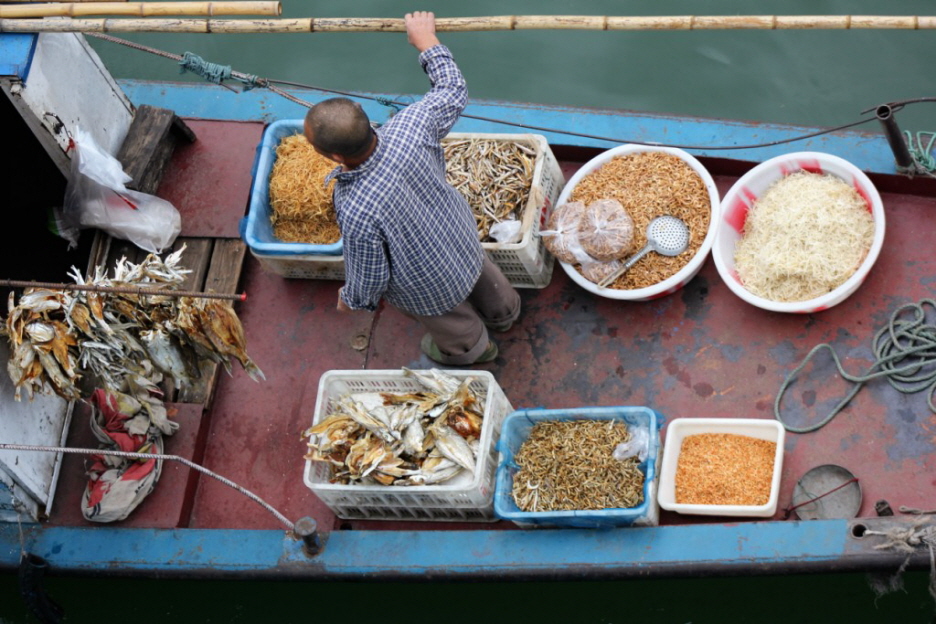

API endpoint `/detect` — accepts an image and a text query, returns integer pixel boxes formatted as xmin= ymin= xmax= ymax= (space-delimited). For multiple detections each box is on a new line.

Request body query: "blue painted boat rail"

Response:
xmin=0 ymin=518 xmax=930 ymax=579
xmin=119 ymin=80 xmax=901 ymax=176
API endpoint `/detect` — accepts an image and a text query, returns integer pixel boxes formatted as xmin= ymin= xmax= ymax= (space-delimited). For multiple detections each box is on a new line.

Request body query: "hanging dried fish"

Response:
xmin=443 ymin=138 xmax=536 ymax=241
xmin=1 ymin=246 xmax=263 ymax=402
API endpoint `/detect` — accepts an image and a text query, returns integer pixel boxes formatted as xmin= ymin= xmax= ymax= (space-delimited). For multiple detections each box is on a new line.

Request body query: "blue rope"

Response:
xmin=775 ymin=299 xmax=936 ymax=433
xmin=178 ymin=52 xmax=264 ymax=91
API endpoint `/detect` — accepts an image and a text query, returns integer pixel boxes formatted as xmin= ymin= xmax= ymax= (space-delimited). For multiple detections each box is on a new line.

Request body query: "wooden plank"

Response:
xmin=86 ymin=230 xmax=111 ymax=275
xmin=203 ymin=238 xmax=246 ymax=295
xmin=116 ymin=105 xmax=195 ymax=195
xmin=160 ymin=236 xmax=212 ymax=401
xmin=172 ymin=236 xmax=212 ymax=293
xmin=104 ymin=236 xmax=147 ymax=272
xmin=177 ymin=239 xmax=246 ymax=405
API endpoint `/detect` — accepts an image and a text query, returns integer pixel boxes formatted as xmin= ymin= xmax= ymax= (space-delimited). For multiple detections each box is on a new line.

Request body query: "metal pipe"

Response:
xmin=0 ymin=278 xmax=247 ymax=301
xmin=294 ymin=517 xmax=323 ymax=556
xmin=875 ymin=104 xmax=916 ymax=171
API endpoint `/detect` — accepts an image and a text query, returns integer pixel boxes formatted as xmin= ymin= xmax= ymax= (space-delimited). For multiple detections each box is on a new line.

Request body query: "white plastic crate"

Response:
xmin=444 ymin=133 xmax=565 ymax=289
xmin=303 ymin=369 xmax=513 ymax=521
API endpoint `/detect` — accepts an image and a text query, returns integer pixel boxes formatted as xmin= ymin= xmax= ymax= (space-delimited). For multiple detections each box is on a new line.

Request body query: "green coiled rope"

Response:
xmin=903 ymin=130 xmax=936 ymax=172
xmin=775 ymin=298 xmax=936 ymax=433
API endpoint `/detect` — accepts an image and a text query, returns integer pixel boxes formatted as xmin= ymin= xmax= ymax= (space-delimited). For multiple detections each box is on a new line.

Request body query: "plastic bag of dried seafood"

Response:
xmin=541 ymin=201 xmax=587 ymax=264
xmin=577 ymin=199 xmax=635 ymax=262
xmin=580 ymin=259 xmax=624 ymax=285
xmin=56 ymin=127 xmax=181 ymax=254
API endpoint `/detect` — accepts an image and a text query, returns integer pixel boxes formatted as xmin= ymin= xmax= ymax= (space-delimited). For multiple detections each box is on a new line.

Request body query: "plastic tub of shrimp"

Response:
xmin=302 ymin=369 xmax=512 ymax=522
xmin=493 ymin=406 xmax=662 ymax=528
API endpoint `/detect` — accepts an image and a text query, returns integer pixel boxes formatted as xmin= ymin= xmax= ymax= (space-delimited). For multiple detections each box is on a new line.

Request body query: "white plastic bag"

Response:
xmin=488 ymin=218 xmax=523 ymax=243
xmin=58 ymin=127 xmax=181 ymax=253
xmin=613 ymin=426 xmax=650 ymax=462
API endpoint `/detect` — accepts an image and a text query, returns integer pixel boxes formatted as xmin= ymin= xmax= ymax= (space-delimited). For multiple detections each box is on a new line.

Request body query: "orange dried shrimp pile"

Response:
xmin=268 ymin=134 xmax=340 ymax=244
xmin=569 ymin=152 xmax=710 ymax=290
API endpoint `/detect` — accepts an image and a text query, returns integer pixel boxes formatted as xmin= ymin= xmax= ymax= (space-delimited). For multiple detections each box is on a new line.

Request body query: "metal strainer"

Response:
xmin=597 ymin=215 xmax=690 ymax=288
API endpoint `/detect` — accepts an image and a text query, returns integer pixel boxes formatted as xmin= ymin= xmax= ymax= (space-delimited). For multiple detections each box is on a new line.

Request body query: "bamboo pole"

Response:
xmin=0 ymin=0 xmax=125 ymax=3
xmin=0 ymin=2 xmax=280 ymax=18
xmin=0 ymin=15 xmax=935 ymax=34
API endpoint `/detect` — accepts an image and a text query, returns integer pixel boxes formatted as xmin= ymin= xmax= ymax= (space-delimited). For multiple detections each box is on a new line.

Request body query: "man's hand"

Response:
xmin=405 ymin=11 xmax=440 ymax=52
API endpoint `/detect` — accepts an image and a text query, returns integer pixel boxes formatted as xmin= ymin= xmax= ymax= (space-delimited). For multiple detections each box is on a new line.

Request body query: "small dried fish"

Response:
xmin=511 ymin=420 xmax=645 ymax=512
xmin=443 ymin=138 xmax=536 ymax=241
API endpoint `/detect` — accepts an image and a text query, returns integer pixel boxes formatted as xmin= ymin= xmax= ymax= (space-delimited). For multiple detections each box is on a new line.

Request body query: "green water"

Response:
xmin=2 ymin=571 xmax=936 ymax=623
xmin=89 ymin=0 xmax=936 ymax=135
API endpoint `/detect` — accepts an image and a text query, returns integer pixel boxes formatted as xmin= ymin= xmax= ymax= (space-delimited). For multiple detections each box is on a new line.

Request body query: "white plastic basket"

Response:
xmin=446 ymin=133 xmax=565 ymax=289
xmin=303 ymin=369 xmax=513 ymax=521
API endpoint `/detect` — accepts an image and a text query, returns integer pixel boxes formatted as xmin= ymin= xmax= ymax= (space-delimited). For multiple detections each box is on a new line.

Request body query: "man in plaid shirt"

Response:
xmin=304 ymin=11 xmax=520 ymax=365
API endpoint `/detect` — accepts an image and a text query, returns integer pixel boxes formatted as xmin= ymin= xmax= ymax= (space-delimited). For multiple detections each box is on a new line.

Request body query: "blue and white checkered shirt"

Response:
xmin=326 ymin=45 xmax=484 ymax=316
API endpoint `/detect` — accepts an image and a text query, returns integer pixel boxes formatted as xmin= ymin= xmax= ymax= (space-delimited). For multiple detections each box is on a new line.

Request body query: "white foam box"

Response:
xmin=657 ymin=418 xmax=785 ymax=517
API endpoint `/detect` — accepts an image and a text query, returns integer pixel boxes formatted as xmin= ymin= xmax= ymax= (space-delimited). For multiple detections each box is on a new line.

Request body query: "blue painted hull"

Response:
xmin=1 ymin=518 xmax=924 ymax=579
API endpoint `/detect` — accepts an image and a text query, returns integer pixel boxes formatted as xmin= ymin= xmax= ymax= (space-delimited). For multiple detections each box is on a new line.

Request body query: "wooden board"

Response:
xmin=116 ymin=105 xmax=195 ymax=195
xmin=177 ymin=238 xmax=247 ymax=405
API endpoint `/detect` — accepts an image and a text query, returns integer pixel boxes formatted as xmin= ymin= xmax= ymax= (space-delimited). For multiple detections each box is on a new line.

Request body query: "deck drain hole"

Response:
xmin=851 ymin=523 xmax=868 ymax=538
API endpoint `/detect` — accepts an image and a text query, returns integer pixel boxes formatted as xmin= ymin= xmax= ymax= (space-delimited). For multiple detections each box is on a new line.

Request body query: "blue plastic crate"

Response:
xmin=244 ymin=119 xmax=343 ymax=257
xmin=494 ymin=406 xmax=663 ymax=528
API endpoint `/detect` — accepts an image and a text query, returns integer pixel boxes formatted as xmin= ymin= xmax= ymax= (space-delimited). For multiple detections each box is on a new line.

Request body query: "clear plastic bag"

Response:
xmin=580 ymin=258 xmax=624 ymax=285
xmin=613 ymin=425 xmax=650 ymax=462
xmin=56 ymin=127 xmax=181 ymax=253
xmin=488 ymin=218 xmax=523 ymax=243
xmin=541 ymin=201 xmax=587 ymax=264
xmin=577 ymin=199 xmax=635 ymax=262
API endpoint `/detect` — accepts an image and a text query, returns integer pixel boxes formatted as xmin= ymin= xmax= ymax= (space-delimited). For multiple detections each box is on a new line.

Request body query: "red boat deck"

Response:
xmin=48 ymin=119 xmax=936 ymax=532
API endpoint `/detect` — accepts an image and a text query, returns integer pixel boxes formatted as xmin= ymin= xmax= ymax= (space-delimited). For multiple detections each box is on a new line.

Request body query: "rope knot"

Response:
xmin=179 ymin=51 xmax=232 ymax=85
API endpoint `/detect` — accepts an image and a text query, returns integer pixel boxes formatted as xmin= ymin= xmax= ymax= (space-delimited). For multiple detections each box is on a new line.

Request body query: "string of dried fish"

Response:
xmin=569 ymin=152 xmax=710 ymax=290
xmin=2 ymin=246 xmax=264 ymax=402
xmin=511 ymin=420 xmax=645 ymax=512
xmin=443 ymin=138 xmax=536 ymax=241
xmin=303 ymin=368 xmax=487 ymax=487
xmin=268 ymin=134 xmax=340 ymax=245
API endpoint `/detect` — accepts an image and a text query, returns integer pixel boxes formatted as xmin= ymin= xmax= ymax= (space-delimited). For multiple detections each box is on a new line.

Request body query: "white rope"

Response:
xmin=865 ymin=521 xmax=936 ymax=603
xmin=0 ymin=443 xmax=295 ymax=530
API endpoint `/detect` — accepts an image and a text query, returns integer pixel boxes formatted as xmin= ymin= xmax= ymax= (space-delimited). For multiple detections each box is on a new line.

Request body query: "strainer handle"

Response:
xmin=596 ymin=243 xmax=652 ymax=288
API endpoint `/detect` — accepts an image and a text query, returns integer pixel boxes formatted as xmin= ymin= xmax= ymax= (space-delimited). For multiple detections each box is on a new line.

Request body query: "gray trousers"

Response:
xmin=407 ymin=256 xmax=520 ymax=365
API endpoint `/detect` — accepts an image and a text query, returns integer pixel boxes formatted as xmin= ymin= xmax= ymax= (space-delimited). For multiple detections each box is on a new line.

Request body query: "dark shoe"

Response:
xmin=484 ymin=319 xmax=515 ymax=333
xmin=420 ymin=334 xmax=498 ymax=365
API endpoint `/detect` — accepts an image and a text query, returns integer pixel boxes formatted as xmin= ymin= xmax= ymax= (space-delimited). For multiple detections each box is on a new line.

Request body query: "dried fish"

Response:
xmin=443 ymin=138 xmax=536 ymax=241
xmin=511 ymin=420 xmax=645 ymax=512
xmin=430 ymin=423 xmax=475 ymax=473
xmin=1 ymin=246 xmax=262 ymax=403
xmin=304 ymin=370 xmax=488 ymax=486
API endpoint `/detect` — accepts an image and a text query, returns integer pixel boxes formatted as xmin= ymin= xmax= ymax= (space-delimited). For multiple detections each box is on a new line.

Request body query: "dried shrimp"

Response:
xmin=569 ymin=152 xmax=710 ymax=290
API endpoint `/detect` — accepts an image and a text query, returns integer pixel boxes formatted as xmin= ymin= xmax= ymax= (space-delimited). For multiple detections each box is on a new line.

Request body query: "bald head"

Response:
xmin=304 ymin=98 xmax=373 ymax=158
